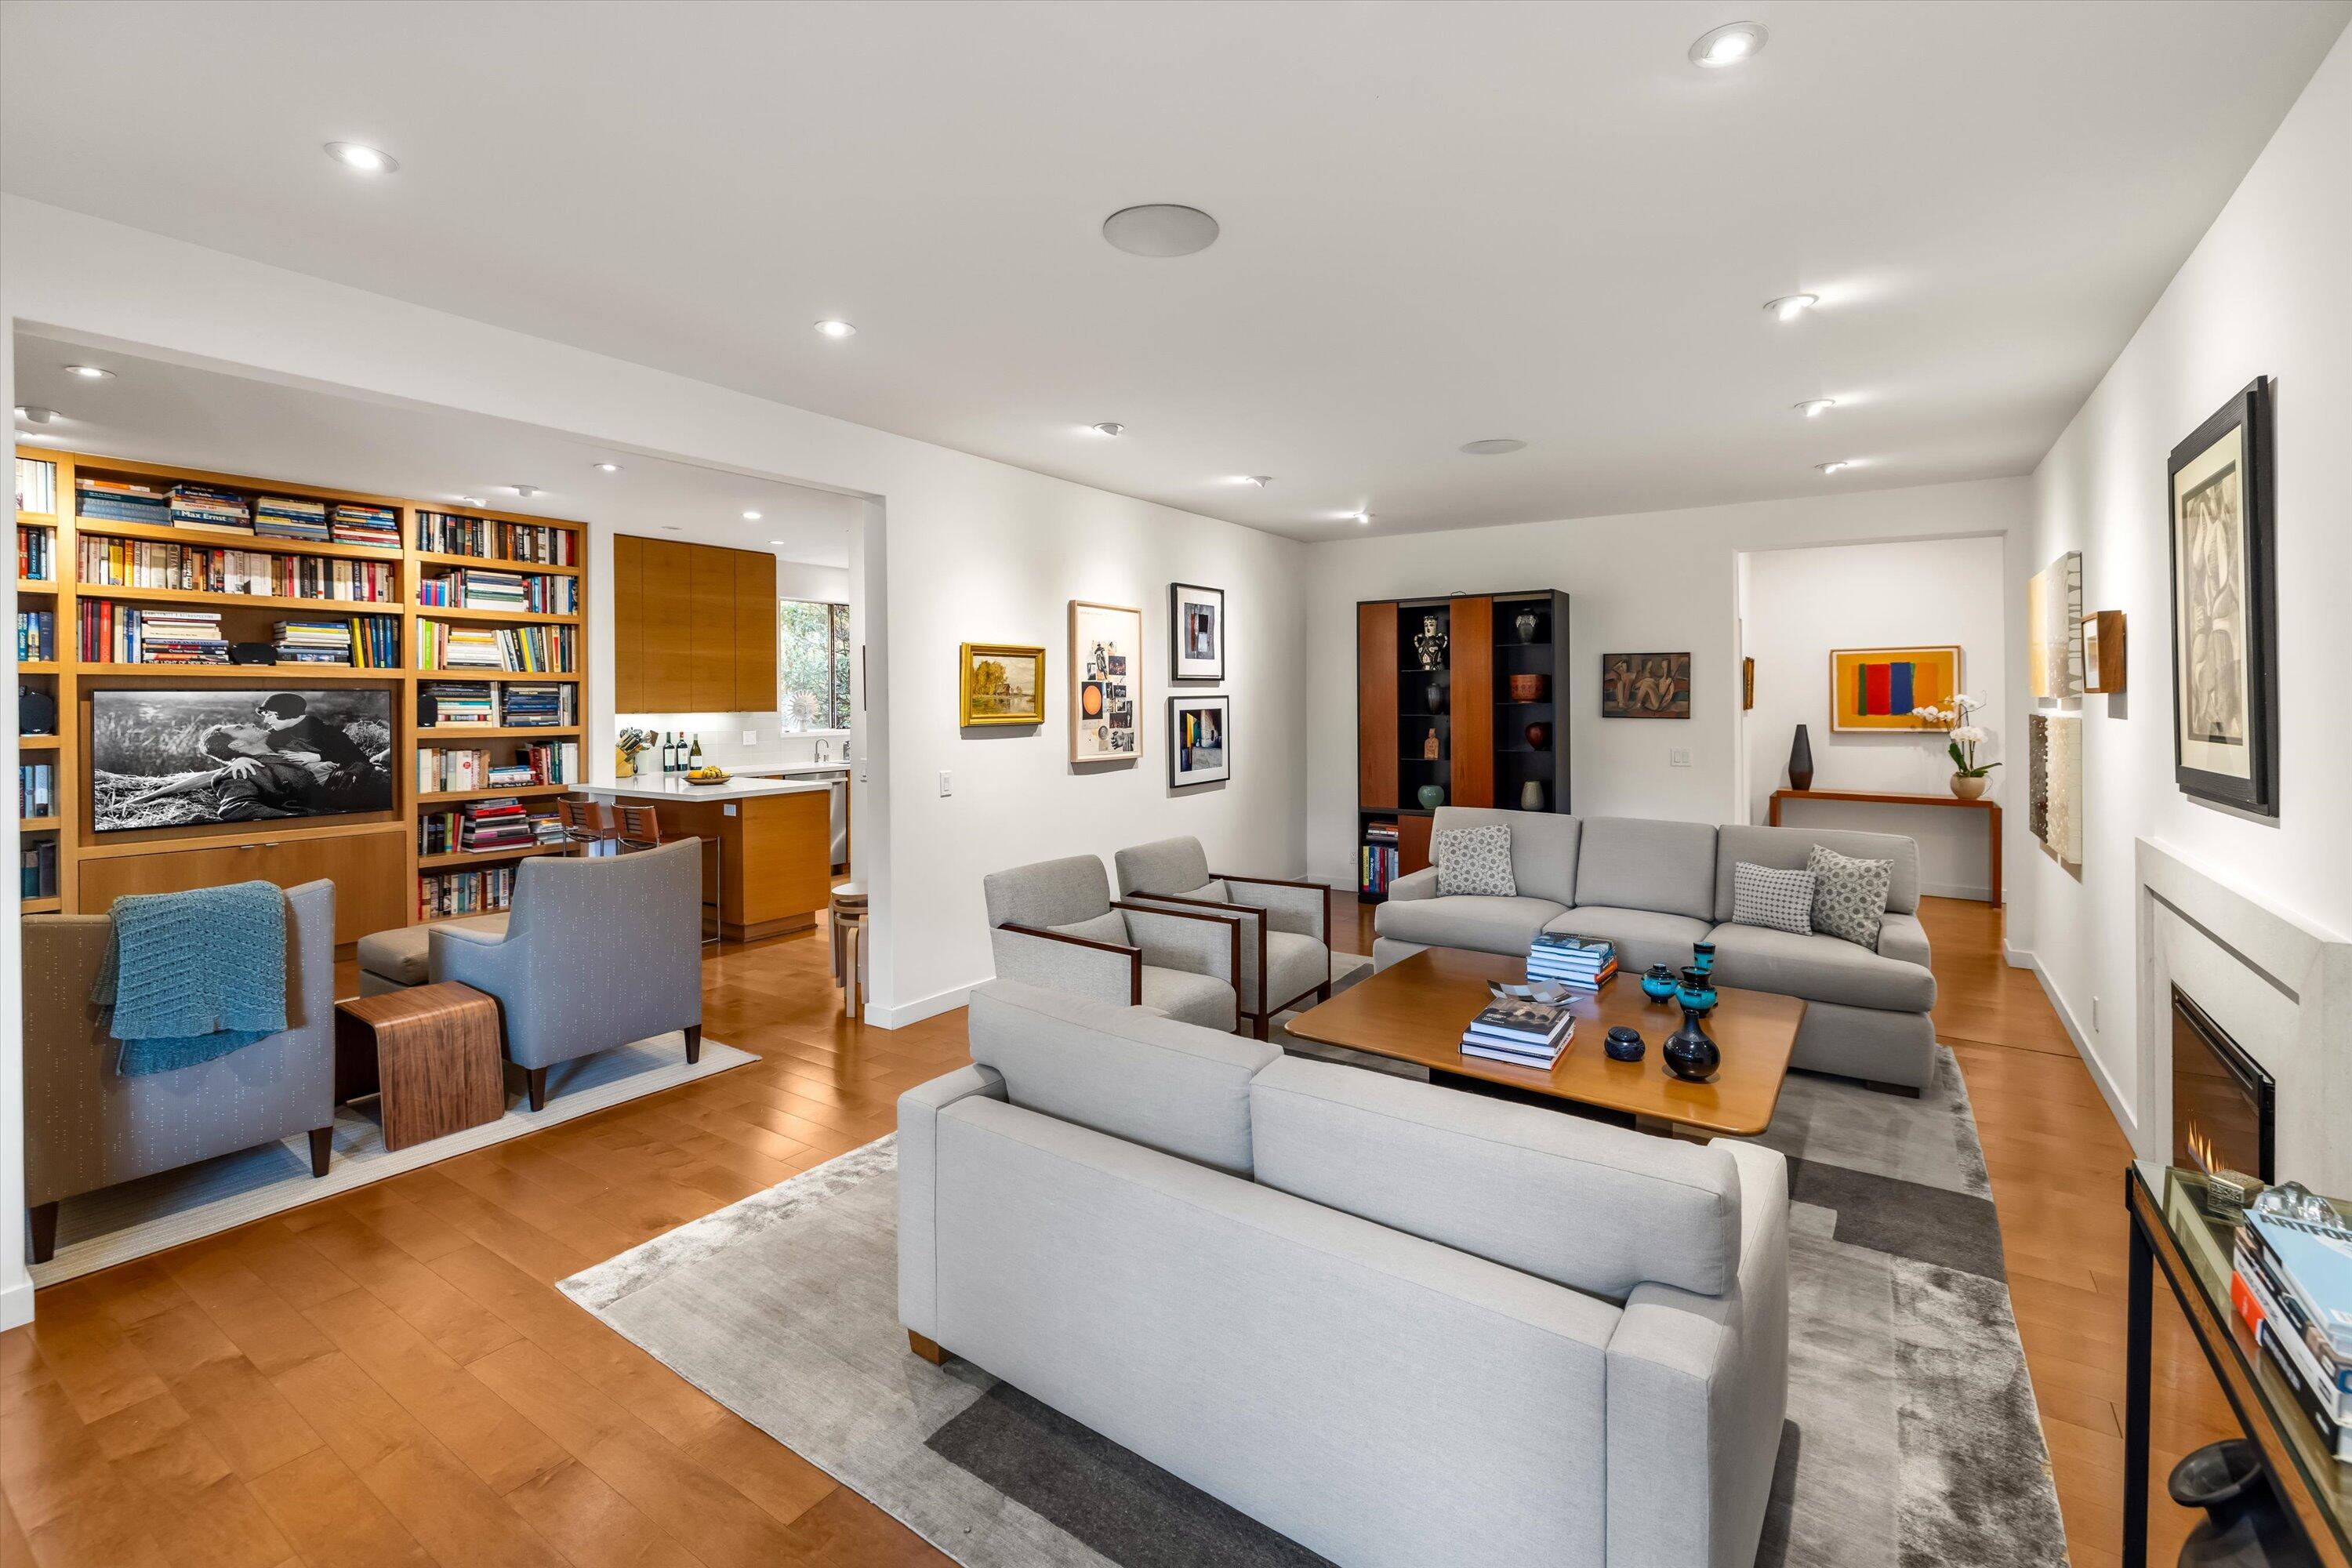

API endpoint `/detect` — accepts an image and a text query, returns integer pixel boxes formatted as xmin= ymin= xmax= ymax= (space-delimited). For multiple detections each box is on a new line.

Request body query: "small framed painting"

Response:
xmin=1168 ymin=695 xmax=1230 ymax=787
xmin=1828 ymin=645 xmax=1961 ymax=731
xmin=1171 ymin=583 xmax=1225 ymax=682
xmin=2168 ymin=376 xmax=2277 ymax=815
xmin=1070 ymin=600 xmax=1143 ymax=763
xmin=959 ymin=642 xmax=1045 ymax=728
xmin=1600 ymin=652 xmax=1690 ymax=719
xmin=2027 ymin=552 xmax=2084 ymax=699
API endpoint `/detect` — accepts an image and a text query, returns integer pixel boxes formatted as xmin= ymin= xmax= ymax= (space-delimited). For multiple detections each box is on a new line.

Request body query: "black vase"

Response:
xmin=1426 ymin=679 xmax=1447 ymax=715
xmin=1788 ymin=724 xmax=1815 ymax=791
xmin=1663 ymin=1006 xmax=1720 ymax=1083
xmin=2169 ymin=1441 xmax=2320 ymax=1567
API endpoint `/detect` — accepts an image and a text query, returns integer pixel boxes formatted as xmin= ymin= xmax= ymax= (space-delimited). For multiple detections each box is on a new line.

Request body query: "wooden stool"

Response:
xmin=839 ymin=910 xmax=866 ymax=1020
xmin=828 ymin=880 xmax=867 ymax=981
xmin=334 ymin=982 xmax=506 ymax=1151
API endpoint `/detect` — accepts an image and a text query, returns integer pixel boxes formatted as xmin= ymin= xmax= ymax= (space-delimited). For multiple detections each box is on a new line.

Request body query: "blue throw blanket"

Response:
xmin=93 ymin=880 xmax=289 ymax=1076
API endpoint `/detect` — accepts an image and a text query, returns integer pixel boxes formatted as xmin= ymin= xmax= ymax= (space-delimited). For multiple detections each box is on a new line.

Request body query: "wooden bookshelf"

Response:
xmin=14 ymin=444 xmax=591 ymax=937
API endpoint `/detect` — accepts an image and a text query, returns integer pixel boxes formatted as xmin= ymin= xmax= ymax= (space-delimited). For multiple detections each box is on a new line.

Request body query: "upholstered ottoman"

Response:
xmin=356 ymin=916 xmax=509 ymax=994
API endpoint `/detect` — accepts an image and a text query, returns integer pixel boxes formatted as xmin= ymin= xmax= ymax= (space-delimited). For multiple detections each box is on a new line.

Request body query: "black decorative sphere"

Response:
xmin=1603 ymin=1026 xmax=1646 ymax=1062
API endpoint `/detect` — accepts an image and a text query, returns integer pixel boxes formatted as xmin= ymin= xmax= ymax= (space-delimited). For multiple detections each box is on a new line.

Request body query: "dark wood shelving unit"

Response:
xmin=1354 ymin=589 xmax=1570 ymax=902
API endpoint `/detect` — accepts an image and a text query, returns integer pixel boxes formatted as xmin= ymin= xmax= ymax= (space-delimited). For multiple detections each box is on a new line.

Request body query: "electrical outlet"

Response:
xmin=938 ymin=769 xmax=953 ymax=797
xmin=1669 ymin=748 xmax=1692 ymax=768
xmin=741 ymin=729 xmax=757 ymax=746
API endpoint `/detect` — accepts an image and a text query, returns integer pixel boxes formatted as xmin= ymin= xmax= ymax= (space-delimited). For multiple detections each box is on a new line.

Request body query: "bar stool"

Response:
xmin=617 ymin=805 xmax=721 ymax=948
xmin=556 ymin=798 xmax=619 ymax=857
xmin=827 ymin=880 xmax=867 ymax=982
xmin=839 ymin=910 xmax=866 ymax=1021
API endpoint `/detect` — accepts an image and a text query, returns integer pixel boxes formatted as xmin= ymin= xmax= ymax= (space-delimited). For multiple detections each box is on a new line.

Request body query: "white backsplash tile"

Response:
xmin=615 ymin=712 xmax=850 ymax=771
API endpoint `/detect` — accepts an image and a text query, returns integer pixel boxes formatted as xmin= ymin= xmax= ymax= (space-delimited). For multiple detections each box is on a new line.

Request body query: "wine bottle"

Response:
xmin=662 ymin=731 xmax=677 ymax=774
xmin=689 ymin=734 xmax=704 ymax=770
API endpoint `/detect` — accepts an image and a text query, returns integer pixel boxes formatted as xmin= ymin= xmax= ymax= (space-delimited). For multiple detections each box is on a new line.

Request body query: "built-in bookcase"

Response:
xmin=1354 ymin=589 xmax=1570 ymax=903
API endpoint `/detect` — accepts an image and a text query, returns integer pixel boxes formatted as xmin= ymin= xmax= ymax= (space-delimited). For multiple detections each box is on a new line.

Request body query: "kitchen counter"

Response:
xmin=739 ymin=763 xmax=851 ymax=779
xmin=583 ymin=774 xmax=833 ymax=939
xmin=586 ymin=772 xmax=829 ymax=801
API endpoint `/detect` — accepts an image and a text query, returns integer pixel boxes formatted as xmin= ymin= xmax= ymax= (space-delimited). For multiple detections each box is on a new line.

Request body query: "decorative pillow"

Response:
xmin=1049 ymin=911 xmax=1133 ymax=947
xmin=1435 ymin=825 xmax=1515 ymax=898
xmin=1808 ymin=844 xmax=1893 ymax=949
xmin=1730 ymin=862 xmax=1815 ymax=935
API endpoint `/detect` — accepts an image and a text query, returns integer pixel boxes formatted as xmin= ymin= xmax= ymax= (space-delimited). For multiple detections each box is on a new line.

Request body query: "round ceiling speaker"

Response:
xmin=1102 ymin=204 xmax=1221 ymax=257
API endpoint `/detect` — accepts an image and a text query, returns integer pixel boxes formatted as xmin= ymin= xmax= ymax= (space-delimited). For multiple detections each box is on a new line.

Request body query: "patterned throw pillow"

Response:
xmin=1730 ymin=862 xmax=1815 ymax=935
xmin=1435 ymin=825 xmax=1515 ymax=898
xmin=1808 ymin=844 xmax=1893 ymax=949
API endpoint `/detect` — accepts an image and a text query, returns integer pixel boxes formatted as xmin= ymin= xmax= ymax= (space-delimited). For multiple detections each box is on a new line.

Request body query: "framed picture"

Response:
xmin=1170 ymin=583 xmax=1225 ymax=682
xmin=1741 ymin=656 xmax=1755 ymax=712
xmin=959 ymin=642 xmax=1045 ymax=727
xmin=2027 ymin=552 xmax=2084 ymax=699
xmin=1168 ymin=695 xmax=1230 ymax=787
xmin=89 ymin=688 xmax=395 ymax=833
xmin=1828 ymin=645 xmax=1962 ymax=731
xmin=1600 ymin=652 xmax=1690 ymax=719
xmin=2168 ymin=376 xmax=2277 ymax=816
xmin=2028 ymin=712 xmax=2084 ymax=869
xmin=1069 ymin=600 xmax=1143 ymax=763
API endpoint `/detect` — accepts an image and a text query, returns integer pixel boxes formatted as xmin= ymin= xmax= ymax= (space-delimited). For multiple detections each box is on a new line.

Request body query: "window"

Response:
xmin=778 ymin=600 xmax=851 ymax=732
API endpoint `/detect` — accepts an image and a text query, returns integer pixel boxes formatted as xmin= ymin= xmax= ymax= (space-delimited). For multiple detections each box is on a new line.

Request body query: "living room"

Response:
xmin=7 ymin=4 xmax=2350 ymax=1566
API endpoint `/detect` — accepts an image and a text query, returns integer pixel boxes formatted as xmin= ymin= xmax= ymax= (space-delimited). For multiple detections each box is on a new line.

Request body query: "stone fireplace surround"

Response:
xmin=2135 ymin=837 xmax=2351 ymax=1198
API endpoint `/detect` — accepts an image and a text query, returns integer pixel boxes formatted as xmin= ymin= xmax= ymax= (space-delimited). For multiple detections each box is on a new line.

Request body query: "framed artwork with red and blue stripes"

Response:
xmin=1828 ymin=645 xmax=1962 ymax=731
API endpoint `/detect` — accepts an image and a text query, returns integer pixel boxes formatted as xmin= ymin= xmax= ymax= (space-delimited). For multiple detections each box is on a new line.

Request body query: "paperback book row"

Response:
xmin=419 ymin=864 xmax=516 ymax=920
xmin=15 ymin=609 xmax=54 ymax=662
xmin=2230 ymin=1200 xmax=2352 ymax=1463
xmin=414 ymin=512 xmax=577 ymax=566
xmin=1529 ymin=932 xmax=1617 ymax=991
xmin=17 ymin=524 xmax=53 ymax=580
xmin=1463 ymin=993 xmax=1576 ymax=1069
xmin=416 ymin=681 xmax=576 ymax=728
xmin=418 ymin=798 xmax=565 ymax=857
xmin=73 ymin=479 xmax=399 ymax=547
xmin=416 ymin=567 xmax=578 ymax=615
xmin=78 ymin=536 xmax=400 ymax=601
xmin=416 ymin=620 xmax=575 ymax=673
xmin=16 ymin=457 xmax=56 ymax=514
xmin=274 ymin=617 xmax=401 ymax=667
xmin=16 ymin=761 xmax=55 ymax=818
xmin=1360 ymin=819 xmax=1402 ymax=895
xmin=78 ymin=603 xmax=227 ymax=663
xmin=20 ymin=840 xmax=58 ymax=901
xmin=416 ymin=740 xmax=582 ymax=793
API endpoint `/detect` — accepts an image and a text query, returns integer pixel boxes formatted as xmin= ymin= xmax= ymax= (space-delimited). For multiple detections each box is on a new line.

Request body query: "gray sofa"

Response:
xmin=1375 ymin=809 xmax=1938 ymax=1091
xmin=900 ymin=978 xmax=1790 ymax=1568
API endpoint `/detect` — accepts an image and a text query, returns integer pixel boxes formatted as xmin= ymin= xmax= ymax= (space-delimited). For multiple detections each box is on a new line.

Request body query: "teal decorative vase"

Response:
xmin=1676 ymin=965 xmax=1718 ymax=1014
xmin=1417 ymin=784 xmax=1446 ymax=810
xmin=1640 ymin=964 xmax=1679 ymax=1002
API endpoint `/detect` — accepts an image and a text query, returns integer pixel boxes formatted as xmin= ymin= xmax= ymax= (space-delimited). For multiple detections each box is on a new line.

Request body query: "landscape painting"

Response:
xmin=1600 ymin=652 xmax=1690 ymax=719
xmin=960 ymin=642 xmax=1045 ymax=727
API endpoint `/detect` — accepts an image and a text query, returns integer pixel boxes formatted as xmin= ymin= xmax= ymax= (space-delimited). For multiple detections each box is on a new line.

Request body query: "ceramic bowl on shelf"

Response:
xmin=1508 ymin=673 xmax=1549 ymax=702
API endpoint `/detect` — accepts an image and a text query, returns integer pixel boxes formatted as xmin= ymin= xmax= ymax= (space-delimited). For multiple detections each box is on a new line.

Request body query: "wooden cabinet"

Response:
xmin=613 ymin=535 xmax=777 ymax=715
xmin=80 ymin=827 xmax=410 ymax=948
xmin=1357 ymin=601 xmax=1399 ymax=809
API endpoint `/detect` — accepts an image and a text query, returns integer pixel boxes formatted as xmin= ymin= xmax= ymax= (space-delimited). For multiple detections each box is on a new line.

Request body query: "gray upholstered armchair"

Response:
xmin=1114 ymin=837 xmax=1333 ymax=1039
xmin=431 ymin=839 xmax=703 ymax=1111
xmin=982 ymin=854 xmax=1243 ymax=1032
xmin=22 ymin=880 xmax=335 ymax=1265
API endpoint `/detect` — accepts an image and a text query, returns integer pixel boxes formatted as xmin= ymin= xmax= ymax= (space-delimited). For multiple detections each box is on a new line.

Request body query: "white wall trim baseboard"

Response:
xmin=2009 ymin=942 xmax=2140 ymax=1142
xmin=869 ymin=981 xmax=974 ymax=1030
xmin=1919 ymin=880 xmax=1992 ymax=902
xmin=0 ymin=1276 xmax=32 ymax=1332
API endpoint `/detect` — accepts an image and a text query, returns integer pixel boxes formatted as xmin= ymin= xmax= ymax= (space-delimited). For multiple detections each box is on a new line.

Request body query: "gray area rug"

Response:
xmin=561 ymin=985 xmax=2067 ymax=1568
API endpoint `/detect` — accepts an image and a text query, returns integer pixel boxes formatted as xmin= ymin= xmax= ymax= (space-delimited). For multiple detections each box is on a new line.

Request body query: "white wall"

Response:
xmin=775 ymin=561 xmax=849 ymax=604
xmin=1739 ymin=536 xmax=2009 ymax=898
xmin=2014 ymin=26 xmax=2352 ymax=1140
xmin=1302 ymin=480 xmax=2028 ymax=887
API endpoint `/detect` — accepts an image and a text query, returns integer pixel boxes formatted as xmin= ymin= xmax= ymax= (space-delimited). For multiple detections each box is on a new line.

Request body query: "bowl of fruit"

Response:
xmin=685 ymin=765 xmax=732 ymax=786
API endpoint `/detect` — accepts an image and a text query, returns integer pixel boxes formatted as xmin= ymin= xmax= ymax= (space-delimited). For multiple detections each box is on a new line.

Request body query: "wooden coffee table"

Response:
xmin=1283 ymin=947 xmax=1804 ymax=1139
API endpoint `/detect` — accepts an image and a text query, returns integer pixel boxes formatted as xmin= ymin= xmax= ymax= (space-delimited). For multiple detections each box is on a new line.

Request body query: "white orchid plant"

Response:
xmin=1911 ymin=694 xmax=1999 ymax=779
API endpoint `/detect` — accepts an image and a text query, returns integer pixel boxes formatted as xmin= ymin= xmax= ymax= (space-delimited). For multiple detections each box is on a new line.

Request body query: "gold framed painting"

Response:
xmin=959 ymin=642 xmax=1045 ymax=728
xmin=1828 ymin=645 xmax=1962 ymax=732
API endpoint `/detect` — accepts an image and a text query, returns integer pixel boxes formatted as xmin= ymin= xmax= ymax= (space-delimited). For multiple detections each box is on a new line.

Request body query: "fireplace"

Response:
xmin=2171 ymin=986 xmax=2275 ymax=1183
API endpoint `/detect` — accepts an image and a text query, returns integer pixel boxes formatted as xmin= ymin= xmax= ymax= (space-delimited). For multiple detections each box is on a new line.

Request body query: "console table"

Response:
xmin=1767 ymin=788 xmax=2001 ymax=906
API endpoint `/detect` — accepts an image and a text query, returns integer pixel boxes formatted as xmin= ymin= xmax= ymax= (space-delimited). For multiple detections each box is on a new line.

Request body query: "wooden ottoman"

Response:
xmin=335 ymin=982 xmax=506 ymax=1151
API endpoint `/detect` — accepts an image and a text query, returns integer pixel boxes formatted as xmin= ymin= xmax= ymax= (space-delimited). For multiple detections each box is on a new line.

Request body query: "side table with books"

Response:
xmin=2124 ymin=1162 xmax=2351 ymax=1567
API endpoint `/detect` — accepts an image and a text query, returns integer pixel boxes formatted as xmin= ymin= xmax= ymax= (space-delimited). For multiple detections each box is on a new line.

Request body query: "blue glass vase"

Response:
xmin=1675 ymin=965 xmax=1717 ymax=1014
xmin=1640 ymin=964 xmax=1679 ymax=1003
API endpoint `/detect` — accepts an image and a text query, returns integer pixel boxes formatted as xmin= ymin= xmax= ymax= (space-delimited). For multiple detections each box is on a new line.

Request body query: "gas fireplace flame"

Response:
xmin=2187 ymin=1123 xmax=2219 ymax=1176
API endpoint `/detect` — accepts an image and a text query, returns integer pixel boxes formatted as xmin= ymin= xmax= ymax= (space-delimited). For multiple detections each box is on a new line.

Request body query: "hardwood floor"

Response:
xmin=2 ymin=898 xmax=2235 ymax=1568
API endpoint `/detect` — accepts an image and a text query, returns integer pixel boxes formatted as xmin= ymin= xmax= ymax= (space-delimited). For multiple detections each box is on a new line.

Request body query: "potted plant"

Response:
xmin=1911 ymin=695 xmax=1998 ymax=799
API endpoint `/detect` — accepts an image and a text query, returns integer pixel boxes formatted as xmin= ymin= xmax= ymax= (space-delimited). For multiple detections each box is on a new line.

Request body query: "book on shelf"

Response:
xmin=417 ymin=567 xmax=579 ymax=615
xmin=74 ymin=477 xmax=169 ymax=526
xmin=418 ymin=681 xmax=496 ymax=728
xmin=16 ymin=761 xmax=55 ymax=817
xmin=20 ymin=839 xmax=59 ymax=900
xmin=78 ymin=602 xmax=229 ymax=664
xmin=418 ymin=863 xmax=517 ymax=920
xmin=330 ymin=503 xmax=401 ymax=549
xmin=414 ymin=511 xmax=577 ymax=566
xmin=253 ymin=495 xmax=330 ymax=542
xmin=271 ymin=616 xmax=395 ymax=667
xmin=1359 ymin=834 xmax=1401 ymax=896
xmin=15 ymin=608 xmax=55 ymax=661
xmin=77 ymin=535 xmax=395 ymax=600
xmin=16 ymin=456 xmax=57 ymax=514
xmin=499 ymin=681 xmax=575 ymax=727
xmin=416 ymin=619 xmax=575 ymax=673
xmin=168 ymin=482 xmax=254 ymax=534
xmin=16 ymin=523 xmax=53 ymax=580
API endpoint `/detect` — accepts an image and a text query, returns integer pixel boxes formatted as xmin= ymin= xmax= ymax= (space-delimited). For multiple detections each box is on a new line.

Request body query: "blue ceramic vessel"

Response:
xmin=1676 ymin=965 xmax=1718 ymax=1014
xmin=1640 ymin=964 xmax=1679 ymax=1002
xmin=1691 ymin=941 xmax=1716 ymax=975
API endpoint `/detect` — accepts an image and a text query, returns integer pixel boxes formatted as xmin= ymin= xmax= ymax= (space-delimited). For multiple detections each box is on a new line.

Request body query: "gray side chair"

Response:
xmin=22 ymin=880 xmax=336 ymax=1265
xmin=430 ymin=839 xmax=704 ymax=1111
xmin=983 ymin=854 xmax=1243 ymax=1033
xmin=1115 ymin=836 xmax=1333 ymax=1040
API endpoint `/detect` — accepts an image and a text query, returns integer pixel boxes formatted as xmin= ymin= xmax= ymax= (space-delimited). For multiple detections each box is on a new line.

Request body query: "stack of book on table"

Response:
xmin=254 ymin=495 xmax=330 ymax=542
xmin=1528 ymin=932 xmax=1617 ymax=990
xmin=168 ymin=483 xmax=253 ymax=534
xmin=2231 ymin=1200 xmax=2352 ymax=1462
xmin=1461 ymin=992 xmax=1574 ymax=1069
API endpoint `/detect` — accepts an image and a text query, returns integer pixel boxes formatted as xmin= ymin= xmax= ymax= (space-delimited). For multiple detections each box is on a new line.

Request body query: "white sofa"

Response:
xmin=1374 ymin=809 xmax=1939 ymax=1092
xmin=899 ymin=978 xmax=1791 ymax=1568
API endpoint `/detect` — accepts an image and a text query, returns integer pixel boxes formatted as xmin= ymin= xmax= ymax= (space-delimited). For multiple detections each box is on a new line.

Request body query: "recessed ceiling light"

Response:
xmin=510 ymin=484 xmax=540 ymax=498
xmin=1352 ymin=510 xmax=1374 ymax=525
xmin=742 ymin=510 xmax=763 ymax=521
xmin=1764 ymin=293 xmax=1819 ymax=322
xmin=1102 ymin=204 xmax=1220 ymax=258
xmin=324 ymin=140 xmax=398 ymax=173
xmin=663 ymin=525 xmax=682 ymax=532
xmin=813 ymin=319 xmax=857 ymax=339
xmin=1689 ymin=21 xmax=1768 ymax=68
xmin=64 ymin=365 xmax=112 ymax=379
xmin=1459 ymin=438 xmax=1527 ymax=456
xmin=1232 ymin=475 xmax=1273 ymax=487
xmin=591 ymin=461 xmax=621 ymax=473
xmin=1817 ymin=459 xmax=1858 ymax=474
xmin=1088 ymin=422 xmax=1125 ymax=437
xmin=457 ymin=495 xmax=485 ymax=506
xmin=14 ymin=405 xmax=60 ymax=424
xmin=1795 ymin=399 xmax=1837 ymax=418
xmin=768 ymin=539 xmax=785 ymax=547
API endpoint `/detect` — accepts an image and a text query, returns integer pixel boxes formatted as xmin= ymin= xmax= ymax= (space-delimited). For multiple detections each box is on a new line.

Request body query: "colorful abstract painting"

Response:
xmin=1828 ymin=645 xmax=1962 ymax=732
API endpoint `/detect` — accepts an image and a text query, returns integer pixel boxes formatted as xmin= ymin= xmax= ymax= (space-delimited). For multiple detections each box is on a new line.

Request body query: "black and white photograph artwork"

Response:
xmin=1169 ymin=695 xmax=1230 ymax=786
xmin=1170 ymin=582 xmax=1225 ymax=681
xmin=90 ymin=688 xmax=395 ymax=833
xmin=2167 ymin=376 xmax=2278 ymax=815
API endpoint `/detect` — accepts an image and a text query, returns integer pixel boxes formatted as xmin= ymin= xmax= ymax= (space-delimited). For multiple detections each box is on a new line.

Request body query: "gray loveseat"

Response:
xmin=901 ymin=978 xmax=1790 ymax=1568
xmin=1374 ymin=809 xmax=1938 ymax=1091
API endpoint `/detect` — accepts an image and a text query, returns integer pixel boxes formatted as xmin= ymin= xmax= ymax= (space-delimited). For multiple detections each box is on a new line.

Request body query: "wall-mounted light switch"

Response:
xmin=938 ymin=770 xmax=953 ymax=797
xmin=741 ymin=729 xmax=757 ymax=746
xmin=1669 ymin=748 xmax=1692 ymax=768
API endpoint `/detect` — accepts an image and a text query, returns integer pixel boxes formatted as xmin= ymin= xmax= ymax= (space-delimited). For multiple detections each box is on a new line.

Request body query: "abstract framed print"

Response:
xmin=1069 ymin=600 xmax=1143 ymax=763
xmin=1167 ymin=695 xmax=1230 ymax=787
xmin=2026 ymin=552 xmax=2084 ymax=699
xmin=1828 ymin=646 xmax=1962 ymax=732
xmin=1599 ymin=652 xmax=1690 ymax=719
xmin=959 ymin=642 xmax=1045 ymax=728
xmin=2168 ymin=376 xmax=2278 ymax=816
xmin=1170 ymin=582 xmax=1225 ymax=682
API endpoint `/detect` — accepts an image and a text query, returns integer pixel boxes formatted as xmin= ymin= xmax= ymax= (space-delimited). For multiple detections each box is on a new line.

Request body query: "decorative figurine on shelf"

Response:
xmin=1604 ymin=1025 xmax=1646 ymax=1062
xmin=1663 ymin=1005 xmax=1721 ymax=1083
xmin=1515 ymin=608 xmax=1541 ymax=644
xmin=1423 ymin=727 xmax=1441 ymax=760
xmin=1520 ymin=780 xmax=1546 ymax=811
xmin=1640 ymin=963 xmax=1680 ymax=1003
xmin=1675 ymin=964 xmax=1718 ymax=1016
xmin=1417 ymin=784 xmax=1446 ymax=810
xmin=1426 ymin=677 xmax=1448 ymax=715
xmin=1691 ymin=941 xmax=1715 ymax=976
xmin=1525 ymin=720 xmax=1551 ymax=750
xmin=1414 ymin=613 xmax=1449 ymax=672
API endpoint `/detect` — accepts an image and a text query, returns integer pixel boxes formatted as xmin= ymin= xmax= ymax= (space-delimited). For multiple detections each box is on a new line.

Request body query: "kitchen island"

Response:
xmin=585 ymin=773 xmax=833 ymax=941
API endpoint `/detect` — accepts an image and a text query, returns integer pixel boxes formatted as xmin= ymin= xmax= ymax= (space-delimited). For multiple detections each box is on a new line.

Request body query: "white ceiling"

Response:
xmin=13 ymin=333 xmax=862 ymax=567
xmin=4 ymin=0 xmax=2346 ymax=541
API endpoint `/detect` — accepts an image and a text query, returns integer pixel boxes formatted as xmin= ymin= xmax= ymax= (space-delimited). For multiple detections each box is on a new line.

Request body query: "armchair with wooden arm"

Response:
xmin=1113 ymin=837 xmax=1334 ymax=1040
xmin=983 ymin=854 xmax=1243 ymax=1033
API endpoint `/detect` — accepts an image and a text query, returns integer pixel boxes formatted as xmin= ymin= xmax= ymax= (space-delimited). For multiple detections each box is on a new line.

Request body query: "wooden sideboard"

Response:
xmin=1767 ymin=787 xmax=2002 ymax=906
